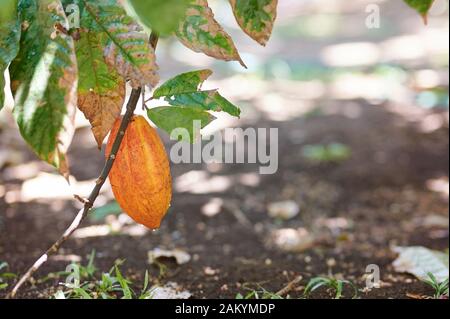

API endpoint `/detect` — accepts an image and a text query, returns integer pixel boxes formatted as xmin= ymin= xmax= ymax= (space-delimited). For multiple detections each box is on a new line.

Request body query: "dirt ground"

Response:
xmin=0 ymin=0 xmax=449 ymax=299
xmin=1 ymin=99 xmax=448 ymax=299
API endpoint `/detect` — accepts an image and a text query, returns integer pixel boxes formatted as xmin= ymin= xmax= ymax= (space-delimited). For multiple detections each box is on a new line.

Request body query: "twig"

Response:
xmin=8 ymin=90 xmax=141 ymax=298
xmin=74 ymin=194 xmax=90 ymax=205
xmin=149 ymin=31 xmax=159 ymax=50
xmin=223 ymin=201 xmax=252 ymax=229
xmin=276 ymin=275 xmax=303 ymax=297
xmin=7 ymin=33 xmax=159 ymax=299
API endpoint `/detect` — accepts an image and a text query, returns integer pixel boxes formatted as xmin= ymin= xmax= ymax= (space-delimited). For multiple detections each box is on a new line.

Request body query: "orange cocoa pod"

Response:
xmin=106 ymin=115 xmax=172 ymax=229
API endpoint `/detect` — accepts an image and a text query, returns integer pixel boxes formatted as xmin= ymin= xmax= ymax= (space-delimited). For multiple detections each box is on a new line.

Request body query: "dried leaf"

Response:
xmin=148 ymin=248 xmax=191 ymax=265
xmin=268 ymin=200 xmax=300 ymax=220
xmin=229 ymin=0 xmax=278 ymax=46
xmin=393 ymin=246 xmax=449 ymax=283
xmin=176 ymin=0 xmax=245 ymax=67
xmin=77 ymin=87 xmax=125 ymax=147
xmin=150 ymin=282 xmax=192 ymax=299
xmin=269 ymin=228 xmax=316 ymax=253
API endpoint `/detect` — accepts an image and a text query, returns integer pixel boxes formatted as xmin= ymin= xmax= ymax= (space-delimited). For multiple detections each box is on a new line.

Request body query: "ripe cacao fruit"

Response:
xmin=106 ymin=115 xmax=172 ymax=229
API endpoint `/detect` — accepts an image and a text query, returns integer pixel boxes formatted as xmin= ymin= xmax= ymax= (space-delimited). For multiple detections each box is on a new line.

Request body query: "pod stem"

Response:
xmin=7 ymin=32 xmax=160 ymax=299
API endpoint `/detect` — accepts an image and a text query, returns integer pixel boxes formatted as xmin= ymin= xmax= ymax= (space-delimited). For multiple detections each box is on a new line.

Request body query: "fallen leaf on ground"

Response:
xmin=150 ymin=282 xmax=192 ymax=299
xmin=269 ymin=228 xmax=316 ymax=252
xmin=393 ymin=246 xmax=449 ymax=283
xmin=148 ymin=248 xmax=191 ymax=265
xmin=416 ymin=215 xmax=449 ymax=229
xmin=268 ymin=201 xmax=300 ymax=220
xmin=204 ymin=267 xmax=218 ymax=276
xmin=202 ymin=198 xmax=223 ymax=217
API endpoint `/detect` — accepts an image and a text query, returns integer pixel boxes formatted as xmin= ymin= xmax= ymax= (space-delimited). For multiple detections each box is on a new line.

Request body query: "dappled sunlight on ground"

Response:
xmin=173 ymin=170 xmax=261 ymax=195
xmin=1 ymin=0 xmax=448 ymax=299
xmin=426 ymin=177 xmax=450 ymax=200
xmin=2 ymin=172 xmax=113 ymax=204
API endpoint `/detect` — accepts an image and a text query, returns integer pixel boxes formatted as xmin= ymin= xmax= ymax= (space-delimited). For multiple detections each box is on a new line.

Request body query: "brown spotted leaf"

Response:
xmin=83 ymin=0 xmax=159 ymax=89
xmin=176 ymin=0 xmax=245 ymax=67
xmin=103 ymin=28 xmax=159 ymax=89
xmin=229 ymin=0 xmax=278 ymax=46
xmin=10 ymin=0 xmax=77 ymax=177
xmin=77 ymin=81 xmax=125 ymax=148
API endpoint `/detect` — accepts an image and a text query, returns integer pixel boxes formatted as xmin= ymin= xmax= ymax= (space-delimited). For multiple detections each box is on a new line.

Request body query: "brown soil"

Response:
xmin=1 ymin=100 xmax=448 ymax=299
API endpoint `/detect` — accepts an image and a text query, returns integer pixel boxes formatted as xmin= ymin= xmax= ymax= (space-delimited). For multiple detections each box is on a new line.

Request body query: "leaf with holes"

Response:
xmin=10 ymin=0 xmax=78 ymax=177
xmin=153 ymin=69 xmax=212 ymax=98
xmin=166 ymin=90 xmax=240 ymax=117
xmin=81 ymin=0 xmax=159 ymax=89
xmin=229 ymin=0 xmax=278 ymax=46
xmin=176 ymin=0 xmax=245 ymax=67
xmin=404 ymin=0 xmax=434 ymax=23
xmin=71 ymin=0 xmax=126 ymax=147
xmin=153 ymin=69 xmax=240 ymax=117
xmin=147 ymin=106 xmax=214 ymax=142
xmin=0 ymin=0 xmax=21 ymax=110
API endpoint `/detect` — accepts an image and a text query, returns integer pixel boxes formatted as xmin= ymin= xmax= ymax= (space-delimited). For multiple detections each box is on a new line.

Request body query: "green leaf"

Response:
xmin=79 ymin=0 xmax=159 ymax=89
xmin=404 ymin=0 xmax=434 ymax=23
xmin=166 ymin=90 xmax=240 ymax=117
xmin=0 ymin=272 xmax=16 ymax=279
xmin=124 ymin=0 xmax=190 ymax=36
xmin=147 ymin=106 xmax=214 ymax=142
xmin=176 ymin=0 xmax=245 ymax=67
xmin=153 ymin=69 xmax=212 ymax=98
xmin=73 ymin=287 xmax=92 ymax=299
xmin=0 ymin=0 xmax=20 ymax=110
xmin=10 ymin=0 xmax=78 ymax=177
xmin=90 ymin=201 xmax=122 ymax=221
xmin=115 ymin=265 xmax=133 ymax=299
xmin=229 ymin=0 xmax=278 ymax=46
xmin=141 ymin=270 xmax=149 ymax=294
xmin=153 ymin=69 xmax=241 ymax=117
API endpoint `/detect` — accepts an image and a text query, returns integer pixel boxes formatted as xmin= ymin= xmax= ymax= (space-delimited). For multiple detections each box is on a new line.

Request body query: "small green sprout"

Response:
xmin=52 ymin=251 xmax=155 ymax=299
xmin=422 ymin=272 xmax=449 ymax=299
xmin=302 ymin=143 xmax=351 ymax=163
xmin=236 ymin=284 xmax=284 ymax=300
xmin=304 ymin=276 xmax=358 ymax=299
xmin=0 ymin=262 xmax=17 ymax=291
